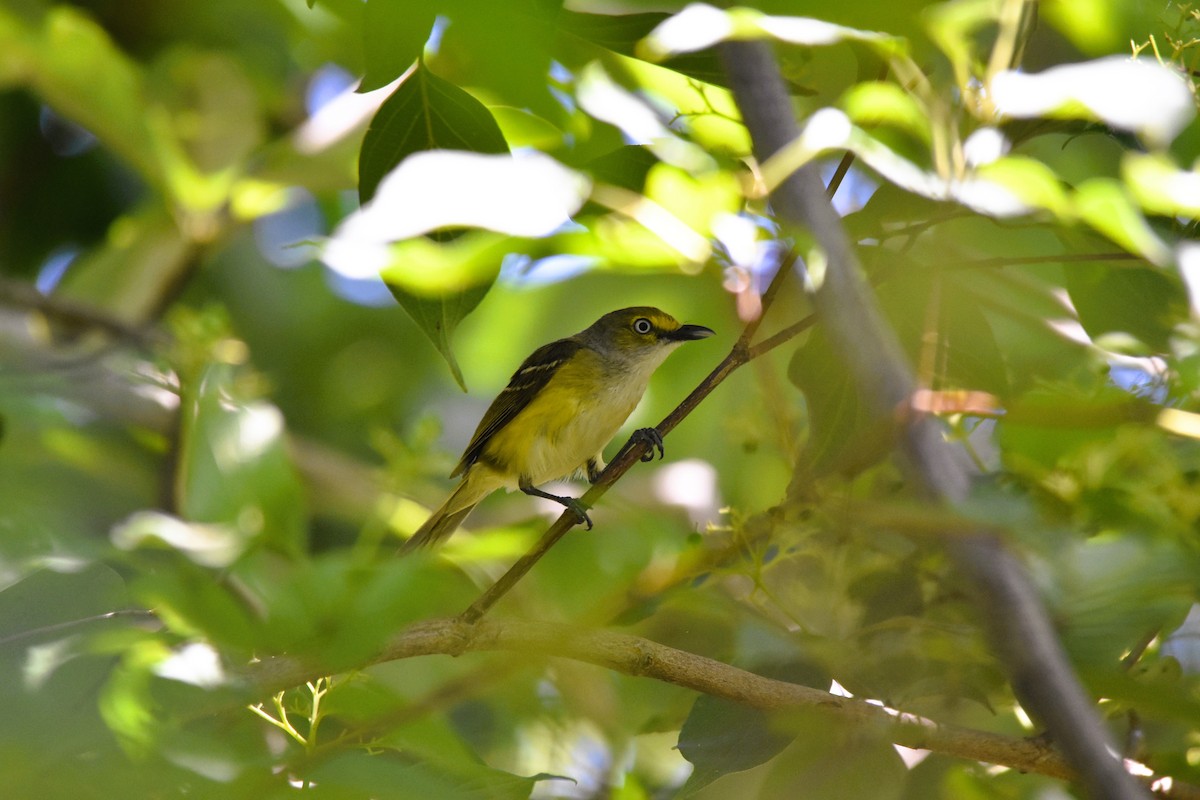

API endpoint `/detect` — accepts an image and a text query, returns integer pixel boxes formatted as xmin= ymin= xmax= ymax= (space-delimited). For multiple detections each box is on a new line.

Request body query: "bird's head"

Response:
xmin=580 ymin=307 xmax=714 ymax=365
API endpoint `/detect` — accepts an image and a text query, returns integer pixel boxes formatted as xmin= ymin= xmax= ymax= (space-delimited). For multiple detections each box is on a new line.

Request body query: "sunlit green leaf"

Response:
xmin=1075 ymin=178 xmax=1172 ymax=265
xmin=1123 ymin=152 xmax=1200 ymax=218
xmin=0 ymin=6 xmax=160 ymax=181
xmin=839 ymin=81 xmax=931 ymax=145
xmin=55 ymin=203 xmax=193 ymax=324
xmin=991 ymin=57 xmax=1194 ymax=148
xmin=974 ymin=156 xmax=1070 ymax=218
xmin=489 ymin=105 xmax=565 ymax=150
xmin=388 ymin=280 xmax=490 ymax=392
xmin=639 ymin=3 xmax=903 ymax=61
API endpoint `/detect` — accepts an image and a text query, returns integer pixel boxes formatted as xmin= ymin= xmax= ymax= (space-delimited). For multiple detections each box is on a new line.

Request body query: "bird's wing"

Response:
xmin=450 ymin=337 xmax=584 ymax=477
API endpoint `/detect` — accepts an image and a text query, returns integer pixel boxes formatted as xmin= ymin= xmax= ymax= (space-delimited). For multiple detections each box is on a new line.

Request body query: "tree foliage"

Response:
xmin=2 ymin=0 xmax=1200 ymax=797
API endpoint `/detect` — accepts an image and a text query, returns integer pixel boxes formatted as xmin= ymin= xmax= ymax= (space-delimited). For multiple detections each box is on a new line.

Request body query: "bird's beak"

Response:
xmin=664 ymin=324 xmax=715 ymax=342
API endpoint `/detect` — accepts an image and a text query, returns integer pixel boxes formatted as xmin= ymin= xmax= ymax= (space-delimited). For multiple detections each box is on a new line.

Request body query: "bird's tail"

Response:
xmin=398 ymin=478 xmax=486 ymax=554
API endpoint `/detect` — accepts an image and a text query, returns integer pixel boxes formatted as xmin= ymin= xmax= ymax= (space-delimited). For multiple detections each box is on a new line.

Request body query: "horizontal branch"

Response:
xmin=241 ymin=618 xmax=1195 ymax=798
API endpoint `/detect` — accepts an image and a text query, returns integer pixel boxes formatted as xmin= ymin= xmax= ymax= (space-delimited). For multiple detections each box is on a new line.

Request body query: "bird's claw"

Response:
xmin=567 ymin=499 xmax=593 ymax=530
xmin=631 ymin=428 xmax=665 ymax=462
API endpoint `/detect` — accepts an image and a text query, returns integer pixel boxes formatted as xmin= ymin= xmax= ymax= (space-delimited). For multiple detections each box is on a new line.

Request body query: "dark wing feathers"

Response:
xmin=450 ymin=337 xmax=582 ymax=477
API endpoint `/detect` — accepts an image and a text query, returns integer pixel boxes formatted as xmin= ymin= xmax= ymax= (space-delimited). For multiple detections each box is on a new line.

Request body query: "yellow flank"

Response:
xmin=481 ymin=348 xmax=647 ymax=486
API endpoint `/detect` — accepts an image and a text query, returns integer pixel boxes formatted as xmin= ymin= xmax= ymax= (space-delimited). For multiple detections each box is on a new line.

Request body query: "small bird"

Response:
xmin=400 ymin=306 xmax=715 ymax=552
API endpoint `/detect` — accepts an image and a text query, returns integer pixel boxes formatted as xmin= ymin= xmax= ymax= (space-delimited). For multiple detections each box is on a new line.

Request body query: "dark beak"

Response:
xmin=664 ymin=324 xmax=715 ymax=342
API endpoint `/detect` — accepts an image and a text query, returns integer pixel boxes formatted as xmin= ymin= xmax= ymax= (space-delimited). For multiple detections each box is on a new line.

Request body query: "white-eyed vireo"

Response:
xmin=400 ymin=306 xmax=714 ymax=552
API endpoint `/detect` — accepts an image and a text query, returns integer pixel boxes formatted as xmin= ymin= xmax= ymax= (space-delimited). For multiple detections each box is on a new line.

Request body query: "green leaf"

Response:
xmin=1053 ymin=536 xmax=1197 ymax=665
xmin=360 ymin=1 xmax=436 ymax=92
xmin=1075 ymin=178 xmax=1172 ymax=265
xmin=989 ymin=57 xmax=1194 ymax=148
xmin=358 ymin=61 xmax=509 ymax=204
xmin=1065 ymin=260 xmax=1186 ymax=353
xmin=789 ymin=325 xmax=884 ymax=477
xmin=839 ymin=81 xmax=931 ymax=145
xmin=677 ymin=660 xmax=830 ymax=794
xmin=639 ymin=4 xmax=904 ymax=62
xmin=759 ymin=723 xmax=906 ymax=800
xmin=974 ymin=156 xmax=1070 ymax=218
xmin=303 ymin=749 xmax=541 ymax=799
xmin=678 ymin=698 xmax=793 ymax=795
xmin=1124 ymin=152 xmax=1200 ymax=218
xmin=55 ymin=203 xmax=192 ymax=325
xmin=428 ymin=0 xmax=563 ymax=120
xmin=0 ymin=6 xmax=160 ymax=183
xmin=386 ymin=266 xmax=492 ymax=392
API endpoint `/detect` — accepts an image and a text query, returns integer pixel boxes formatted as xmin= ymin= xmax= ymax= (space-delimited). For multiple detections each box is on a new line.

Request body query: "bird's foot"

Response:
xmin=520 ymin=483 xmax=593 ymax=530
xmin=565 ymin=498 xmax=593 ymax=530
xmin=631 ymin=427 xmax=665 ymax=462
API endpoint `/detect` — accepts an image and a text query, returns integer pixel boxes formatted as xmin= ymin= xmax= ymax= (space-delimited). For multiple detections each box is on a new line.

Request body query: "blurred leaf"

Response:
xmin=112 ymin=511 xmax=245 ymax=568
xmin=1042 ymin=0 xmax=1178 ymax=57
xmin=922 ymin=0 xmax=995 ymax=78
xmin=1052 ymin=536 xmax=1197 ymax=666
xmin=0 ymin=563 xmax=129 ymax=648
xmin=358 ymin=62 xmax=509 ymax=204
xmin=347 ymin=151 xmax=589 ymax=243
xmin=789 ymin=325 xmax=883 ymax=477
xmin=677 ymin=660 xmax=830 ymax=794
xmin=55 ymin=203 xmax=194 ymax=323
xmin=644 ymin=162 xmax=741 ymax=237
xmin=1064 ymin=260 xmax=1186 ymax=352
xmin=1124 ymin=152 xmax=1200 ymax=218
xmin=678 ymin=699 xmax=793 ymax=794
xmin=791 ymin=260 xmax=1009 ymax=474
xmin=839 ymin=81 xmax=931 ymax=145
xmin=237 ymin=554 xmax=476 ymax=668
xmin=759 ymin=722 xmax=906 ymax=800
xmin=585 ymin=145 xmax=660 ymax=192
xmin=1075 ymin=178 xmax=1172 ymax=265
xmin=177 ymin=361 xmax=306 ymax=558
xmin=974 ymin=156 xmax=1070 ymax=218
xmin=429 ymin=0 xmax=563 ymax=119
xmin=0 ymin=6 xmax=161 ymax=182
xmin=360 ymin=2 xmax=436 ymax=92
xmin=303 ymin=750 xmax=540 ymax=799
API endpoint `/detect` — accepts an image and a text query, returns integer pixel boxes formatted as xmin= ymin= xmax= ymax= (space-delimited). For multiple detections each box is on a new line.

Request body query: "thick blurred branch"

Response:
xmin=242 ymin=618 xmax=1196 ymax=799
xmin=719 ymin=39 xmax=1146 ymax=799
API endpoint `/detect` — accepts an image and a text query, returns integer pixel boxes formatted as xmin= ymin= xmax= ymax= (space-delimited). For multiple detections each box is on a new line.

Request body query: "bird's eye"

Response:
xmin=633 ymin=318 xmax=653 ymax=335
